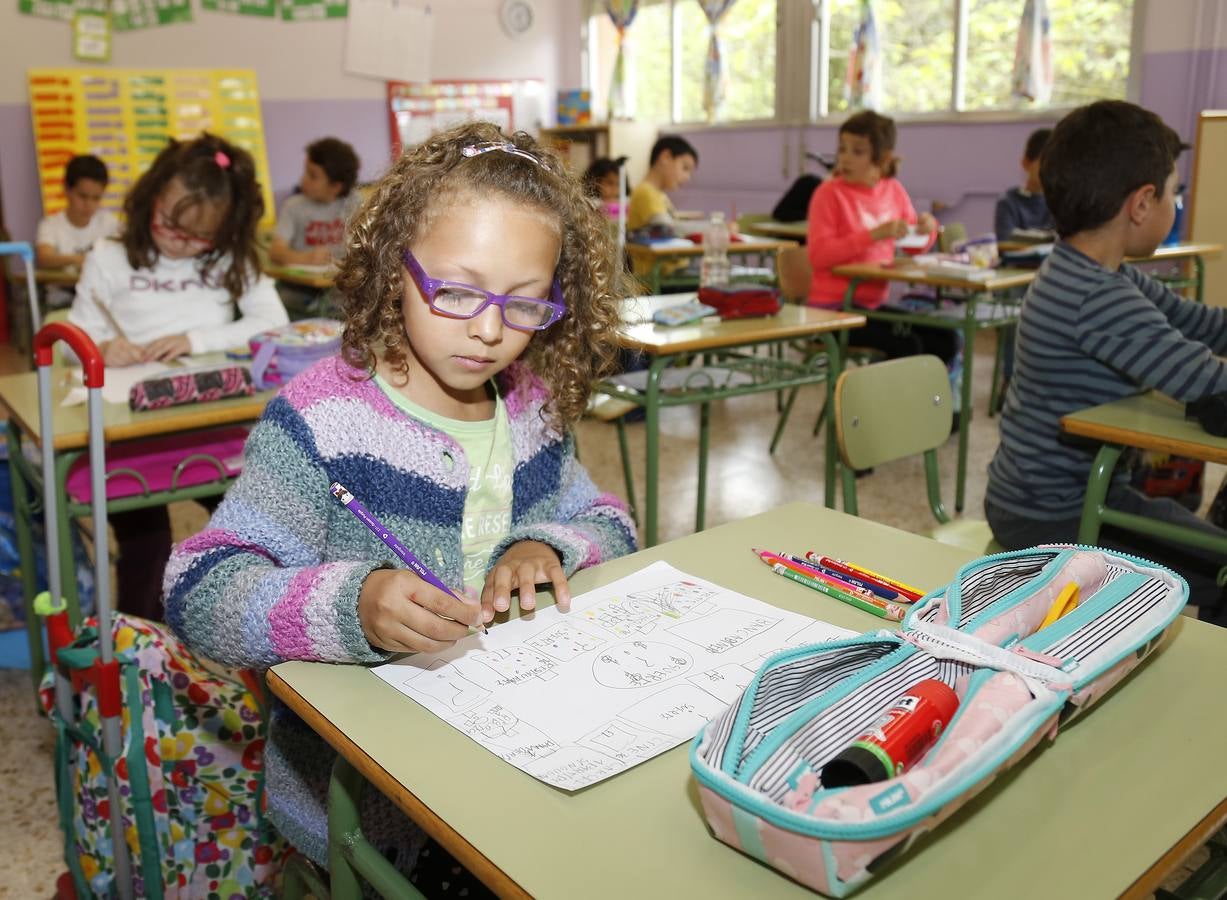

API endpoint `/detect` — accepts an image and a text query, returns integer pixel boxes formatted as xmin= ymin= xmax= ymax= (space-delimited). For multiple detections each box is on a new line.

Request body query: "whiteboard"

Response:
xmin=1188 ymin=110 xmax=1227 ymax=307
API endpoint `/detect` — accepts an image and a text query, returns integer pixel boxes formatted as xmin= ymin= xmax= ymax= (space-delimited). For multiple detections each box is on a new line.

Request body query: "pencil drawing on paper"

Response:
xmin=372 ymin=561 xmax=853 ymax=791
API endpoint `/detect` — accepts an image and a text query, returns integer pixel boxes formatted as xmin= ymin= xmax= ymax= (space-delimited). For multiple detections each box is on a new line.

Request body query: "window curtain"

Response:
xmin=698 ymin=0 xmax=737 ymax=121
xmin=1011 ymin=0 xmax=1054 ymax=103
xmin=605 ymin=0 xmax=640 ymax=118
xmin=845 ymin=0 xmax=883 ymax=110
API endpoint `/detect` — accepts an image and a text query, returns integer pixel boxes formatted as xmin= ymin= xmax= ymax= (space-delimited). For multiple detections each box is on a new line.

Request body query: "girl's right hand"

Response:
xmin=358 ymin=569 xmax=482 ymax=654
xmin=100 ymin=338 xmax=145 ymax=368
xmin=870 ymin=219 xmax=910 ymax=241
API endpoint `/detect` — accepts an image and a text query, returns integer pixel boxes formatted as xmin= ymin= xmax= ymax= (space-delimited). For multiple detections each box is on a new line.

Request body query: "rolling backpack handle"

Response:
xmin=33 ymin=321 xmax=134 ymax=900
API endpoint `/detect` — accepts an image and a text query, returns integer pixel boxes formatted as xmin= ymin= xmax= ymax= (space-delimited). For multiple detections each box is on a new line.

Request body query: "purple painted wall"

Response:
xmin=0 ymin=98 xmax=390 ymax=242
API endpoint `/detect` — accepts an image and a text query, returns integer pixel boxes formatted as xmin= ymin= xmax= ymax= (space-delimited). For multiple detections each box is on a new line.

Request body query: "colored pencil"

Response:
xmin=805 ymin=553 xmax=924 ymax=602
xmin=759 ymin=549 xmax=900 ymax=600
xmin=753 ymin=550 xmax=882 ymax=601
xmin=769 ymin=563 xmax=905 ymax=622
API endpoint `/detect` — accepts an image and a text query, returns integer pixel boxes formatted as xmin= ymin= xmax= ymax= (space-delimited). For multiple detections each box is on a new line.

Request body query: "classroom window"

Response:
xmin=586 ymin=0 xmax=778 ymax=124
xmin=963 ymin=0 xmax=1134 ymax=110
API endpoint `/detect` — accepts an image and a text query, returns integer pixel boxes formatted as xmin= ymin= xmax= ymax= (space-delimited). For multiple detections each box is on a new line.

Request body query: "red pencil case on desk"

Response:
xmin=697 ymin=285 xmax=782 ymax=319
xmin=128 ymin=365 xmax=254 ymax=412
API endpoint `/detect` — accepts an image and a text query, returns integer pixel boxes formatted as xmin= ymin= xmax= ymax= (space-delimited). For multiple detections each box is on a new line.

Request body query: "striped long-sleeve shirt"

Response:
xmin=986 ymin=241 xmax=1227 ymax=520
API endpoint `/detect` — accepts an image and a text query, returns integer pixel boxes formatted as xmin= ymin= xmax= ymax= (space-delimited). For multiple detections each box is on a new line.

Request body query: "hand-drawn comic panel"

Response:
xmin=399 ymin=659 xmax=491 ymax=713
xmin=580 ymin=597 xmax=659 ymax=638
xmin=452 ymin=703 xmax=561 ymax=767
xmin=591 ymin=640 xmax=693 ymax=689
xmin=688 ymin=663 xmax=754 ymax=705
xmin=667 ymin=608 xmax=782 ymax=655
xmin=523 ymin=746 xmax=625 ymax=791
xmin=525 ymin=621 xmax=603 ymax=662
xmin=579 ymin=719 xmax=672 ymax=764
xmin=618 ymin=682 xmax=730 ymax=739
xmin=626 ymin=579 xmax=717 ymax=620
xmin=472 ymin=645 xmax=559 ymax=686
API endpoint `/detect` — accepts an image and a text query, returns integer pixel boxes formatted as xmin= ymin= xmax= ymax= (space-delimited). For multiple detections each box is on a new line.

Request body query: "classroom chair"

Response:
xmin=582 ymin=392 xmax=639 ymax=525
xmin=833 ymin=354 xmax=1000 ymax=554
xmin=770 ymin=246 xmax=884 ymax=452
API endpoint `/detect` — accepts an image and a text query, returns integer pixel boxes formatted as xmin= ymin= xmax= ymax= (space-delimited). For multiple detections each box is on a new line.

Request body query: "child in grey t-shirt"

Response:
xmin=270 ymin=137 xmax=361 ymax=267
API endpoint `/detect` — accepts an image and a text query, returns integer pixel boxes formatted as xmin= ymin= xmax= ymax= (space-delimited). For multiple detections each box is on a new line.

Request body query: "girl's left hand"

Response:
xmin=482 ymin=541 xmax=570 ymax=616
xmin=142 ymin=334 xmax=191 ymax=362
xmin=916 ymin=213 xmax=938 ymax=235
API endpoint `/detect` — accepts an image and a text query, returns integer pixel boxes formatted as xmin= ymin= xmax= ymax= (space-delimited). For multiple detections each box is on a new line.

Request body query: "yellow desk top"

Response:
xmin=617 ymin=297 xmax=864 ymax=355
xmin=743 ymin=220 xmax=808 ymax=240
xmin=269 ymin=501 xmax=1227 ymax=900
xmin=260 ymin=262 xmax=335 ymax=290
xmin=1133 ymin=241 xmax=1223 ymax=262
xmin=625 ymin=236 xmax=797 ymax=260
xmin=832 ymin=262 xmax=1036 ymax=293
xmin=1061 ymin=390 xmax=1227 ymax=464
xmin=0 ymin=355 xmax=274 ymax=451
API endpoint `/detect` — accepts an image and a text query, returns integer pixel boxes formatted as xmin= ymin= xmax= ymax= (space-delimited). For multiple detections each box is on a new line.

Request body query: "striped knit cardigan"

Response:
xmin=162 ymin=355 xmax=637 ymax=865
xmin=164 ymin=355 xmax=637 ymax=668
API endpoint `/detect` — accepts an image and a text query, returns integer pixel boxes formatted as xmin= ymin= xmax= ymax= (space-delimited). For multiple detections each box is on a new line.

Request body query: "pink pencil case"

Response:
xmin=691 ymin=545 xmax=1187 ymax=896
xmin=128 ymin=365 xmax=254 ymax=411
xmin=65 ymin=426 xmax=249 ymax=504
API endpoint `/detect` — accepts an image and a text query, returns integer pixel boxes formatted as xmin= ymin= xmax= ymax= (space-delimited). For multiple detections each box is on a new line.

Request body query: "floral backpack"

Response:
xmin=40 ymin=613 xmax=290 ymax=898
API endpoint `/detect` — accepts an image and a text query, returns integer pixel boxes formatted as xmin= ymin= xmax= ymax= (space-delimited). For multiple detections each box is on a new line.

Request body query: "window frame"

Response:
xmin=582 ymin=0 xmax=1146 ymax=130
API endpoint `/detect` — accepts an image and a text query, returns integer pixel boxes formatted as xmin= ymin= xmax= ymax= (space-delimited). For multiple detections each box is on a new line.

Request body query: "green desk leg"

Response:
xmin=643 ymin=355 xmax=667 ymax=547
xmin=1078 ymin=443 xmax=1122 ymax=545
xmin=820 ymin=332 xmax=843 ymax=509
xmin=696 ymin=401 xmax=710 ymax=533
xmin=1196 ymin=255 xmax=1205 ymax=304
xmin=648 ymin=258 xmax=663 ymax=294
xmin=954 ymin=293 xmax=978 ymax=513
xmin=54 ymin=450 xmax=84 ymax=622
xmin=328 ymin=755 xmax=427 ymax=900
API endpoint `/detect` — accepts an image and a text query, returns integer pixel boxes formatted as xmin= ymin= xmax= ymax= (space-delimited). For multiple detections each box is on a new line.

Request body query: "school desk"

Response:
xmin=742 ymin=219 xmax=809 ymax=242
xmin=598 ymin=294 xmax=864 ymax=546
xmin=1132 ymin=241 xmax=1222 ymax=304
xmin=831 ymin=263 xmax=1035 ymax=514
xmin=267 ymin=500 xmax=1227 ymax=900
xmin=260 ymin=261 xmax=336 ymax=291
xmin=625 ymin=236 xmax=797 ymax=294
xmin=1062 ymin=390 xmax=1227 ymax=556
xmin=0 ymin=359 xmax=276 ymax=681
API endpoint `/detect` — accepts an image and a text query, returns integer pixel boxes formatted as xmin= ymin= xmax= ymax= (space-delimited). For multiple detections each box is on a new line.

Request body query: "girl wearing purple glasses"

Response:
xmin=164 ymin=122 xmax=637 ymax=890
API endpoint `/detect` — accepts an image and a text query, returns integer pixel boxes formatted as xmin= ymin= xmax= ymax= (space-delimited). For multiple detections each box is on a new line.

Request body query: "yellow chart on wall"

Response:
xmin=28 ymin=68 xmax=274 ymax=226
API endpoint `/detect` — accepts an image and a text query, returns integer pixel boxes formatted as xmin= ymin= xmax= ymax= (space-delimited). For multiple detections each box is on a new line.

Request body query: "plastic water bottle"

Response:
xmin=700 ymin=211 xmax=731 ymax=287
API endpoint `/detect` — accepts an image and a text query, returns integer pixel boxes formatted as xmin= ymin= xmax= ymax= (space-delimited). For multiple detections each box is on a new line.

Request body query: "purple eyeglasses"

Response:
xmin=402 ymin=249 xmax=566 ymax=331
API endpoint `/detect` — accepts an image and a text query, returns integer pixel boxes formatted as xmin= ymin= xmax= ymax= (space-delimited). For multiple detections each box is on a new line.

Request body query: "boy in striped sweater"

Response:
xmin=986 ymin=100 xmax=1227 ymax=617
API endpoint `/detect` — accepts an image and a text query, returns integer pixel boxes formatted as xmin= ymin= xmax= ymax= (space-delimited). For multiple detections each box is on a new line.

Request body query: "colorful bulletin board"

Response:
xmin=386 ymin=79 xmax=546 ymax=160
xmin=28 ymin=68 xmax=275 ymax=225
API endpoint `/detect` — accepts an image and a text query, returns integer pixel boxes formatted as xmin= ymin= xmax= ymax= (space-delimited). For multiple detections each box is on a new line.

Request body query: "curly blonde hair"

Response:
xmin=335 ymin=121 xmax=634 ymax=431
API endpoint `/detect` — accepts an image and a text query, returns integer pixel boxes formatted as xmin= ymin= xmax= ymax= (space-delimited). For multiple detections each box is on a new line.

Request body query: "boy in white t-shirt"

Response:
xmin=36 ymin=155 xmax=120 ymax=306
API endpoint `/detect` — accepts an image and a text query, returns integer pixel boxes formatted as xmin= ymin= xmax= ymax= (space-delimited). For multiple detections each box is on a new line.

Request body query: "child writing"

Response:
xmin=994 ymin=127 xmax=1053 ymax=240
xmin=806 ymin=111 xmax=956 ymax=366
xmin=162 ymin=122 xmax=638 ymax=890
xmin=627 ymin=135 xmax=697 ymax=237
xmin=36 ymin=154 xmax=120 ymax=307
xmin=986 ymin=100 xmax=1227 ymax=622
xmin=69 ymin=133 xmax=289 ymax=621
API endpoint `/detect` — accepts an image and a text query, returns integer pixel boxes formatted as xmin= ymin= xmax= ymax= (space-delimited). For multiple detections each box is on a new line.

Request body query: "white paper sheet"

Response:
xmin=62 ymin=362 xmax=170 ymax=407
xmin=372 ymin=561 xmax=853 ymax=791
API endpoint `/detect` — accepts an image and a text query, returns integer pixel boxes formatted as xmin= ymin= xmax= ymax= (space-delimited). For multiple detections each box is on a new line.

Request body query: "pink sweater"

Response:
xmin=806 ymin=176 xmax=932 ymax=309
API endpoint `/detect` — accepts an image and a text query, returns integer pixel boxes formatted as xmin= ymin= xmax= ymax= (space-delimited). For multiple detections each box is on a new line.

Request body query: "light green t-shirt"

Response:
xmin=373 ymin=375 xmax=514 ymax=597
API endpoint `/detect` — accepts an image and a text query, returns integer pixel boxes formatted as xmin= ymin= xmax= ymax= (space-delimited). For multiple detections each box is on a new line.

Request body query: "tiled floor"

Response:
xmin=0 ymin=333 xmax=1213 ymax=897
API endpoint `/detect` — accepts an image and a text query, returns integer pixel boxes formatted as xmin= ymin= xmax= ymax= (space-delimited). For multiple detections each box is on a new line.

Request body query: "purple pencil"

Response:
xmin=330 ymin=481 xmax=487 ymax=634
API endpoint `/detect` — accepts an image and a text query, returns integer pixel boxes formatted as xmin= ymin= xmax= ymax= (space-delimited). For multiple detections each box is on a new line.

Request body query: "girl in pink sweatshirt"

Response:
xmin=806 ymin=111 xmax=957 ymax=366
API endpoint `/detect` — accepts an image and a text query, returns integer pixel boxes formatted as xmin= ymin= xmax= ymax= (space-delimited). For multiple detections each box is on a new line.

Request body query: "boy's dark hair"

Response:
xmin=1040 ymin=101 xmax=1186 ymax=238
xmin=583 ymin=156 xmax=627 ymax=197
xmin=649 ymin=135 xmax=698 ymax=167
xmin=65 ymin=155 xmax=108 ymax=188
xmin=840 ymin=111 xmax=899 ymax=177
xmin=122 ymin=132 xmax=264 ymax=303
xmin=307 ymin=137 xmax=361 ymax=196
xmin=1023 ymin=128 xmax=1051 ymax=162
